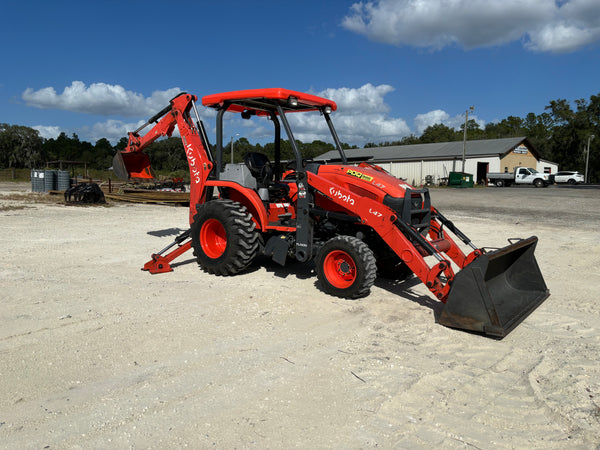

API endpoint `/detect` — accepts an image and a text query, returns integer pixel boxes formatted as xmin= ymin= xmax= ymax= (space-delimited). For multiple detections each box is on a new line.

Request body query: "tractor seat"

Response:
xmin=244 ymin=152 xmax=290 ymax=200
xmin=244 ymin=152 xmax=273 ymax=186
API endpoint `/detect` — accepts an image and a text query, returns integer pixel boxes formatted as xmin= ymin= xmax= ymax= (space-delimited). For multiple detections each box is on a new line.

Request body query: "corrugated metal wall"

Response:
xmin=378 ymin=157 xmax=498 ymax=185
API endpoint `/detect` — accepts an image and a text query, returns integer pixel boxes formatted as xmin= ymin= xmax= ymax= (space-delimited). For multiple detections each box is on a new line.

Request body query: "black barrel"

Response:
xmin=57 ymin=170 xmax=71 ymax=191
xmin=44 ymin=170 xmax=57 ymax=192
xmin=31 ymin=169 xmax=45 ymax=192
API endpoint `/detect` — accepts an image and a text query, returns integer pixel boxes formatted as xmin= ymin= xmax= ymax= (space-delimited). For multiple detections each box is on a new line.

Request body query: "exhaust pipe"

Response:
xmin=438 ymin=236 xmax=549 ymax=337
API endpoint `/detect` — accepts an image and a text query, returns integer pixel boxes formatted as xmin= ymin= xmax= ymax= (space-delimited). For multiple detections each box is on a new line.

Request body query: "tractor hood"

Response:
xmin=315 ymin=163 xmax=415 ymax=200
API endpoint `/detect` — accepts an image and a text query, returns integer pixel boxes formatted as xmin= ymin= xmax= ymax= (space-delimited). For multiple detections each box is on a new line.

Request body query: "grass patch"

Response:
xmin=0 ymin=204 xmax=31 ymax=212
xmin=0 ymin=192 xmax=64 ymax=204
xmin=0 ymin=192 xmax=111 ymax=209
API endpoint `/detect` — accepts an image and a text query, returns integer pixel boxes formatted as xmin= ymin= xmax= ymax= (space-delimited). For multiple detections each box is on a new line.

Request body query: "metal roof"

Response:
xmin=317 ymin=137 xmax=535 ymax=162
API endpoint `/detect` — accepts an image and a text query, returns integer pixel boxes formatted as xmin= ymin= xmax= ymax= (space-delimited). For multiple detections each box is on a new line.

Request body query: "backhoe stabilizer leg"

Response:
xmin=142 ymin=230 xmax=193 ymax=274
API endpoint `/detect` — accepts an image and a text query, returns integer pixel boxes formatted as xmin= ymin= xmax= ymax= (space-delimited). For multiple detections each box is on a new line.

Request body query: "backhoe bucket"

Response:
xmin=438 ymin=236 xmax=549 ymax=338
xmin=113 ymin=151 xmax=155 ymax=181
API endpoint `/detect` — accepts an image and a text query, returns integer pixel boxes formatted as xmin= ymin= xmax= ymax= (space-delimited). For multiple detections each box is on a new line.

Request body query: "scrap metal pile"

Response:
xmin=64 ymin=183 xmax=106 ymax=204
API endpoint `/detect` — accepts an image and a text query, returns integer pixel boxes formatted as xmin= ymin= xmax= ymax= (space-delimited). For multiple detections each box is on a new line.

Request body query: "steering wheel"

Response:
xmin=285 ymin=159 xmax=312 ymax=170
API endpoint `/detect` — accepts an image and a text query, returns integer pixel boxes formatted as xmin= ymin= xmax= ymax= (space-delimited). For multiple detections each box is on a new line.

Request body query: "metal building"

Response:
xmin=316 ymin=137 xmax=558 ymax=186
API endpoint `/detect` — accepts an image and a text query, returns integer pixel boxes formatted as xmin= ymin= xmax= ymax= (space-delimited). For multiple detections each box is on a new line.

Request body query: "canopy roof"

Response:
xmin=202 ymin=88 xmax=337 ymax=115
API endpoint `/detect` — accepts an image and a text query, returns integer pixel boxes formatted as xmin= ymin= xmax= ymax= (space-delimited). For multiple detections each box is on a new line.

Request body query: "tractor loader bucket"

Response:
xmin=438 ymin=236 xmax=549 ymax=338
xmin=113 ymin=151 xmax=155 ymax=181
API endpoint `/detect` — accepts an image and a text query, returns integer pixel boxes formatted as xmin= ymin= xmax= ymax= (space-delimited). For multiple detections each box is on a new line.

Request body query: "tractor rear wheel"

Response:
xmin=316 ymin=236 xmax=376 ymax=299
xmin=191 ymin=199 xmax=259 ymax=276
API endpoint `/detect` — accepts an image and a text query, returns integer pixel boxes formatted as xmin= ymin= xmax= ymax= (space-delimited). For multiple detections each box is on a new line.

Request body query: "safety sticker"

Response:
xmin=346 ymin=169 xmax=373 ymax=182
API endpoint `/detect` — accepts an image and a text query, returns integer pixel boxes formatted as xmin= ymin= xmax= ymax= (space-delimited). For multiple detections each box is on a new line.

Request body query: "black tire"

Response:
xmin=568 ymin=178 xmax=576 ymax=185
xmin=534 ymin=178 xmax=544 ymax=188
xmin=316 ymin=236 xmax=376 ymax=299
xmin=495 ymin=179 xmax=505 ymax=187
xmin=191 ymin=199 xmax=259 ymax=276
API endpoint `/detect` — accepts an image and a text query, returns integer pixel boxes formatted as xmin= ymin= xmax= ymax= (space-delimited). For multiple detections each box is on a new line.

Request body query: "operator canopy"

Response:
xmin=202 ymin=88 xmax=337 ymax=116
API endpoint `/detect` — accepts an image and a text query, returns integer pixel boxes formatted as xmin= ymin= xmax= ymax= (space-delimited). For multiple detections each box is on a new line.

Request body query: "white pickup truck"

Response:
xmin=488 ymin=167 xmax=551 ymax=187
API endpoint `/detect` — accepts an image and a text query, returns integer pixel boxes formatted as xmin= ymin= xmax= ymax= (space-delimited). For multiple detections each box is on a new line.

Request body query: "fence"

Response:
xmin=0 ymin=168 xmax=31 ymax=181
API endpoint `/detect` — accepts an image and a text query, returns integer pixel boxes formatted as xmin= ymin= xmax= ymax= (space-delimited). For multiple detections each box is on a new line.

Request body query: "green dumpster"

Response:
xmin=448 ymin=171 xmax=474 ymax=188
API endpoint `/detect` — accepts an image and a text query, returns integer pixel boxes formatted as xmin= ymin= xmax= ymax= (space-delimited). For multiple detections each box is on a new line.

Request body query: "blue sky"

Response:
xmin=2 ymin=0 xmax=600 ymax=146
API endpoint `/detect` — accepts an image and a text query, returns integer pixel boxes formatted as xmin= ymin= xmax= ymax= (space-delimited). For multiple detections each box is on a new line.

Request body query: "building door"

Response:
xmin=477 ymin=162 xmax=489 ymax=185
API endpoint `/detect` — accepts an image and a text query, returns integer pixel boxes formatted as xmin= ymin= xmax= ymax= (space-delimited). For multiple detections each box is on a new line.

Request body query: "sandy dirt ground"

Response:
xmin=1 ymin=182 xmax=599 ymax=449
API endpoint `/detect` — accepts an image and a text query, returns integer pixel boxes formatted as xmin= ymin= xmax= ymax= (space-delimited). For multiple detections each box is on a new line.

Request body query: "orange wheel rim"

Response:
xmin=323 ymin=250 xmax=356 ymax=288
xmin=200 ymin=218 xmax=226 ymax=258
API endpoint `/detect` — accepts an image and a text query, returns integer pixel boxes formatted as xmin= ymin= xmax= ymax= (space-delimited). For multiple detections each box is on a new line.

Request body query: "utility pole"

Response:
xmin=230 ymin=133 xmax=239 ymax=164
xmin=462 ymin=106 xmax=474 ymax=173
xmin=585 ymin=134 xmax=595 ymax=184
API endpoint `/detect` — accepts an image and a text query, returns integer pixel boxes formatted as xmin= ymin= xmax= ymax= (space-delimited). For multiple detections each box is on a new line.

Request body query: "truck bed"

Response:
xmin=487 ymin=172 xmax=514 ymax=179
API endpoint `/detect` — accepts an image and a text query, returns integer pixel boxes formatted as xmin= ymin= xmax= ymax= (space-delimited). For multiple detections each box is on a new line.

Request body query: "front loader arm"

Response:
xmin=306 ymin=172 xmax=456 ymax=301
xmin=428 ymin=207 xmax=483 ymax=268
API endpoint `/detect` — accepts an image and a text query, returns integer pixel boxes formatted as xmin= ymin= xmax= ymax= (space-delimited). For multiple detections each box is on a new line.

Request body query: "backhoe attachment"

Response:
xmin=438 ymin=236 xmax=549 ymax=337
xmin=113 ymin=151 xmax=155 ymax=181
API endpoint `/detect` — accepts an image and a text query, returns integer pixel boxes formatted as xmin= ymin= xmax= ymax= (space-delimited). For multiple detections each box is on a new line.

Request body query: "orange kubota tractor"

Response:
xmin=114 ymin=89 xmax=549 ymax=337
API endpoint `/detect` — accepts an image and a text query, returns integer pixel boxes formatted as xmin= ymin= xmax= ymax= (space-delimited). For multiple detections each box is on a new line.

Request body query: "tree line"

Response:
xmin=1 ymin=93 xmax=599 ymax=181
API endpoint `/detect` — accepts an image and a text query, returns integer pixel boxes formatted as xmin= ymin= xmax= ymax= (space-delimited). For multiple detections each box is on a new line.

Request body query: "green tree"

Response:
xmin=145 ymin=137 xmax=188 ymax=173
xmin=0 ymin=123 xmax=45 ymax=168
xmin=484 ymin=116 xmax=525 ymax=138
xmin=545 ymin=99 xmax=584 ymax=171
xmin=399 ymin=135 xmax=420 ymax=145
xmin=115 ymin=137 xmax=128 ymax=151
xmin=419 ymin=123 xmax=458 ymax=143
xmin=93 ymin=138 xmax=114 ymax=169
xmin=523 ymin=112 xmax=552 ymax=158
xmin=459 ymin=118 xmax=484 ymax=140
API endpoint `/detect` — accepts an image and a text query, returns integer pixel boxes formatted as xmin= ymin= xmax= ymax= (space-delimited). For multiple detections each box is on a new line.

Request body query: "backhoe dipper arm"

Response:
xmin=116 ymin=93 xmax=214 ymax=222
xmin=123 ymin=93 xmax=193 ymax=154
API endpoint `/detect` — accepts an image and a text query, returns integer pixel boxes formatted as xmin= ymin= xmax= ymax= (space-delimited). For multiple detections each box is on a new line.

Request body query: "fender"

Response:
xmin=205 ymin=180 xmax=269 ymax=231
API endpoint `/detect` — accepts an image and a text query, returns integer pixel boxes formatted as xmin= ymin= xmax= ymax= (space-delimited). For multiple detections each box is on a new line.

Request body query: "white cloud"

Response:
xmin=23 ymin=82 xmax=219 ymax=143
xmin=31 ymin=120 xmax=141 ymax=145
xmin=342 ymin=0 xmax=600 ymax=53
xmin=414 ymin=110 xmax=449 ymax=135
xmin=229 ymin=84 xmax=487 ymax=145
xmin=32 ymin=125 xmax=62 ymax=140
xmin=22 ymin=81 xmax=185 ymax=117
xmin=288 ymin=84 xmax=411 ymax=144
xmin=317 ymin=83 xmax=394 ymax=114
xmin=414 ymin=109 xmax=484 ymax=134
xmin=26 ymin=82 xmax=482 ymax=146
xmin=84 ymin=119 xmax=147 ymax=143
xmin=527 ymin=21 xmax=599 ymax=52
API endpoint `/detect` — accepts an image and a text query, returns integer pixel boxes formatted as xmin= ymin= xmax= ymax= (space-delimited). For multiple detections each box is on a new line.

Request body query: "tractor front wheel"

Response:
xmin=316 ymin=236 xmax=376 ymax=299
xmin=191 ymin=199 xmax=259 ymax=276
